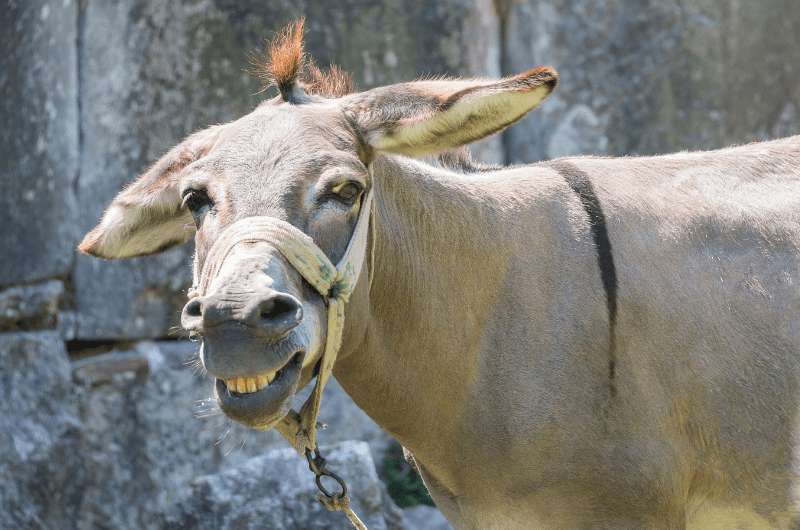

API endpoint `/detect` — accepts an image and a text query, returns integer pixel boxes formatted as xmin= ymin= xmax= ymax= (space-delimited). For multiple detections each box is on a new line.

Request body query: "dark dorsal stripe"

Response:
xmin=550 ymin=160 xmax=619 ymax=397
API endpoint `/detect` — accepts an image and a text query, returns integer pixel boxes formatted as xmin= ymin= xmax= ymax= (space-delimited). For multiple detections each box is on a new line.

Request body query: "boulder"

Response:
xmin=0 ymin=0 xmax=79 ymax=286
xmin=157 ymin=441 xmax=392 ymax=530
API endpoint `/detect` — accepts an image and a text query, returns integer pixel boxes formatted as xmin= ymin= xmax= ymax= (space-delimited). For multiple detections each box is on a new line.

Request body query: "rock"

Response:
xmin=0 ymin=331 xmax=84 ymax=529
xmin=71 ymin=350 xmax=151 ymax=385
xmin=0 ymin=0 xmax=79 ymax=286
xmin=381 ymin=487 xmax=408 ymax=530
xmin=0 ymin=280 xmax=63 ymax=331
xmin=157 ymin=441 xmax=391 ymax=530
xmin=503 ymin=0 xmax=800 ymax=163
xmin=403 ymin=505 xmax=454 ymax=530
xmin=73 ymin=0 xmax=503 ymax=339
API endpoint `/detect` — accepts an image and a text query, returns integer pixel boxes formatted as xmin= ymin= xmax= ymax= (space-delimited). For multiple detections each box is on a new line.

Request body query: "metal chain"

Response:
xmin=305 ymin=446 xmax=368 ymax=530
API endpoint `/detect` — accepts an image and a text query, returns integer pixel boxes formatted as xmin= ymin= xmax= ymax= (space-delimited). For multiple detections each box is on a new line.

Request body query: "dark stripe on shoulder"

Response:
xmin=550 ymin=160 xmax=619 ymax=397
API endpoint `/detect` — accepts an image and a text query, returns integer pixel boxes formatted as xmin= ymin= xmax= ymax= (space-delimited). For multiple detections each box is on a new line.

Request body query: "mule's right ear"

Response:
xmin=79 ymin=125 xmax=223 ymax=259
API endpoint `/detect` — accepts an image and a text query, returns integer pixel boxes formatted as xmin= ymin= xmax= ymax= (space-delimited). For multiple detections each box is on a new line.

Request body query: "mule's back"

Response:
xmin=545 ymin=136 xmax=800 ymax=528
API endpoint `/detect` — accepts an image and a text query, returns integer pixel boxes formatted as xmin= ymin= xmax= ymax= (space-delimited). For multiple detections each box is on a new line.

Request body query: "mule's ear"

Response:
xmin=346 ymin=66 xmax=557 ymax=157
xmin=78 ymin=125 xmax=223 ymax=259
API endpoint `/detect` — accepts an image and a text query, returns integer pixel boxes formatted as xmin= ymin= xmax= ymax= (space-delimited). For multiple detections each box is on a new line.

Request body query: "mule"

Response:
xmin=80 ymin=21 xmax=800 ymax=530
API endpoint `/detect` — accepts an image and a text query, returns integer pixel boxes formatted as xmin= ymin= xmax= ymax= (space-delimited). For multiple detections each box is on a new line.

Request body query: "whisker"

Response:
xmin=183 ymin=350 xmax=207 ymax=377
xmin=220 ymin=428 xmax=248 ymax=457
xmin=215 ymin=426 xmax=231 ymax=447
xmin=167 ymin=325 xmax=188 ymax=338
xmin=194 ymin=398 xmax=222 ymax=418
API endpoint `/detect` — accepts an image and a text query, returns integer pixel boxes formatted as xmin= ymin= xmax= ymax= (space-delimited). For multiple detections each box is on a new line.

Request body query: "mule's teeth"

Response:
xmin=224 ymin=373 xmax=276 ymax=394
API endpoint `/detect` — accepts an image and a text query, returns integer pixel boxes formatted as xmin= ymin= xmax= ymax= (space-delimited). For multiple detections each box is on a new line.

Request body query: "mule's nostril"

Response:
xmin=248 ymin=292 xmax=303 ymax=338
xmin=185 ymin=298 xmax=203 ymax=318
xmin=258 ymin=294 xmax=301 ymax=322
xmin=181 ymin=297 xmax=206 ymax=332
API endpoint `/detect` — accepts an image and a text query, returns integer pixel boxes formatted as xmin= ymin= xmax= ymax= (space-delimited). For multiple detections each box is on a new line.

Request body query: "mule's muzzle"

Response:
xmin=181 ymin=287 xmax=309 ymax=428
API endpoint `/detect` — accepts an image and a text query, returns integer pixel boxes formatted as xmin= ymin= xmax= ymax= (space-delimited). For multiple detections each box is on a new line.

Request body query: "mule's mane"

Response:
xmin=435 ymin=148 xmax=502 ymax=173
xmin=251 ymin=18 xmax=354 ymax=100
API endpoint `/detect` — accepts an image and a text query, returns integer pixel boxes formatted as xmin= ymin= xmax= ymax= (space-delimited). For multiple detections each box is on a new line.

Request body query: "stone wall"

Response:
xmin=2 ymin=0 xmax=799 ymax=528
xmin=503 ymin=0 xmax=800 ymax=162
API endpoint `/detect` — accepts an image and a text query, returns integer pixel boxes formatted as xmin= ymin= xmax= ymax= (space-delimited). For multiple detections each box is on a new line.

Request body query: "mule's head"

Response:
xmin=79 ymin=20 xmax=557 ymax=430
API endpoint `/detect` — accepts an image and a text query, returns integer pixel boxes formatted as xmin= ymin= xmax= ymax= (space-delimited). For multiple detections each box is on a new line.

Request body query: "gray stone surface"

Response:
xmin=0 ymin=279 xmax=63 ymax=331
xmin=73 ymin=0 xmax=501 ymax=339
xmin=503 ymin=0 xmax=800 ymax=163
xmin=157 ymin=441 xmax=390 ymax=530
xmin=0 ymin=331 xmax=83 ymax=530
xmin=403 ymin=505 xmax=454 ymax=530
xmin=0 ymin=0 xmax=79 ymax=286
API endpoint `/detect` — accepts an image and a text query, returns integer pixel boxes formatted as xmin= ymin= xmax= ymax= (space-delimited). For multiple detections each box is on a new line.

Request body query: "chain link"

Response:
xmin=305 ymin=446 xmax=349 ymax=501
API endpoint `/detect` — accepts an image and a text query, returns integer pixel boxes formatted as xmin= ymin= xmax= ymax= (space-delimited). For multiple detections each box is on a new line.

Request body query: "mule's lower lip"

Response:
xmin=215 ymin=351 xmax=304 ymax=428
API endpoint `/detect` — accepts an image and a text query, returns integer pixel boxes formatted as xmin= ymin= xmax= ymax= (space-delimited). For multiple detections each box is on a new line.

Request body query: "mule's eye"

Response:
xmin=332 ymin=182 xmax=363 ymax=206
xmin=181 ymin=189 xmax=213 ymax=226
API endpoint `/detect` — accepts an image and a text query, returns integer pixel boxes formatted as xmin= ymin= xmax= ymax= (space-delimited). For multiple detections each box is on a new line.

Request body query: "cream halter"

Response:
xmin=188 ymin=189 xmax=375 ymax=529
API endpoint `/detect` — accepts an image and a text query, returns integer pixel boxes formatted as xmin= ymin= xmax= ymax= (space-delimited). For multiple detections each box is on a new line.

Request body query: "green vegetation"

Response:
xmin=381 ymin=441 xmax=434 ymax=508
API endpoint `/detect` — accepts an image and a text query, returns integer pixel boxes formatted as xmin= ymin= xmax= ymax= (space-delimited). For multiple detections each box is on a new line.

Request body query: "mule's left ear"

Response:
xmin=78 ymin=125 xmax=223 ymax=259
xmin=345 ymin=66 xmax=557 ymax=157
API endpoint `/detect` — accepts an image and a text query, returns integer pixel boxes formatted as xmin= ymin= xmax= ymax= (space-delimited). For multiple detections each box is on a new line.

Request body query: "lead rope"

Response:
xmin=190 ymin=191 xmax=374 ymax=530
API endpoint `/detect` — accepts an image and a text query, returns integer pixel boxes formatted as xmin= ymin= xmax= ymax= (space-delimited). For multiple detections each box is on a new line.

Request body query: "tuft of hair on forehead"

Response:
xmin=304 ymin=61 xmax=354 ymax=99
xmin=250 ymin=17 xmax=354 ymax=101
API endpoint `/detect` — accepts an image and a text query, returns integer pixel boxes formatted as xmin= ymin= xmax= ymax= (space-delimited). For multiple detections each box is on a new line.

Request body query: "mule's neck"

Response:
xmin=334 ymin=154 xmax=537 ymax=482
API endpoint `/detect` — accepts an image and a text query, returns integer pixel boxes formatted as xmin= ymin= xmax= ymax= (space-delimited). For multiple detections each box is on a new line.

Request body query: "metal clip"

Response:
xmin=305 ymin=446 xmax=348 ymax=501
